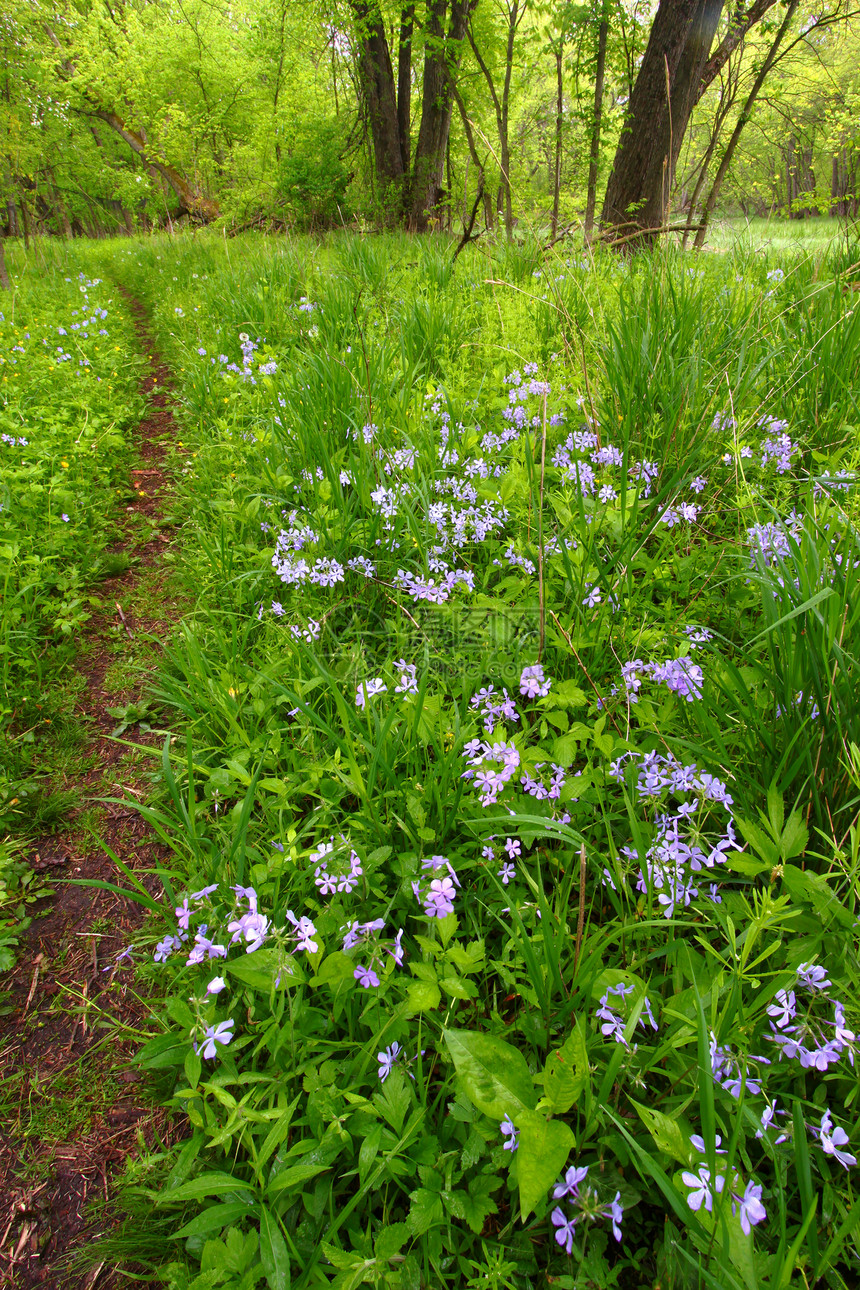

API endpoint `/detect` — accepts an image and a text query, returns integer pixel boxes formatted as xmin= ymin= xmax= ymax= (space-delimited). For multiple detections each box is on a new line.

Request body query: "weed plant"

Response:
xmin=82 ymin=228 xmax=860 ymax=1289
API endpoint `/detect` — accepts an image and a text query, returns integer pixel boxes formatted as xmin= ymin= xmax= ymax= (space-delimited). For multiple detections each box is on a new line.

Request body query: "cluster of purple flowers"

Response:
xmin=767 ymin=963 xmax=856 ymax=1074
xmin=681 ymin=1161 xmax=766 ymax=1235
xmin=411 ymin=854 xmax=461 ymax=919
xmin=596 ymin=981 xmax=657 ymax=1047
xmin=551 ymin=428 xmax=660 ymax=503
xmin=341 ymin=918 xmax=405 ymax=988
xmin=614 ymin=654 xmax=704 ymax=706
xmin=470 ymin=685 xmax=520 ymax=734
xmin=462 ymin=739 xmax=521 ymax=806
xmin=550 ymin=1165 xmax=623 ymax=1251
xmin=310 ymin=837 xmax=364 ymax=895
xmin=610 ymin=751 xmax=738 ymax=918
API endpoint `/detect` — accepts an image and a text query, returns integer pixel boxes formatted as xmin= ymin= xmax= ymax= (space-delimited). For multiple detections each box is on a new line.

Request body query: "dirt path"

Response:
xmin=0 ymin=295 xmax=183 ymax=1289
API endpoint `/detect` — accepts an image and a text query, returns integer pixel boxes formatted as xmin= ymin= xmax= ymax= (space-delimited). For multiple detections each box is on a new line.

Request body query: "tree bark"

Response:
xmin=584 ymin=5 xmax=609 ymax=243
xmin=600 ymin=0 xmax=724 ymax=246
xmin=351 ymin=0 xmax=404 ymax=202
xmin=408 ymin=0 xmax=474 ymax=230
xmin=397 ymin=2 xmax=415 ymax=174
xmin=0 ymin=236 xmax=9 ymax=291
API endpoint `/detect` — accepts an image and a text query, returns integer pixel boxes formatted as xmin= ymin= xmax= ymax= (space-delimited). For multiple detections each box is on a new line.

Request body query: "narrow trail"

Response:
xmin=0 ymin=295 xmax=183 ymax=1289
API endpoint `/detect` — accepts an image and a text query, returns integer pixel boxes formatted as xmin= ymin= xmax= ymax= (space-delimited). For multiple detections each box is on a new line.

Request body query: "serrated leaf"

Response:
xmin=735 ymin=816 xmax=779 ymax=867
xmin=440 ymin=974 xmax=477 ymax=1000
xmin=407 ymin=1186 xmax=444 ymax=1235
xmin=405 ymin=980 xmax=441 ymax=1013
xmin=443 ymin=1028 xmax=536 ymax=1121
xmin=375 ymin=1221 xmax=410 ymax=1263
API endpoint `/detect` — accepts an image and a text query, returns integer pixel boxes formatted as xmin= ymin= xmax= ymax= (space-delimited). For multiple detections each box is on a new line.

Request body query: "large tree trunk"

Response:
xmin=352 ymin=0 xmax=404 ymax=200
xmin=408 ymin=0 xmax=473 ymax=230
xmin=0 ymin=236 xmax=10 ymax=291
xmin=584 ymin=5 xmax=609 ymax=243
xmin=601 ymin=0 xmax=724 ymax=246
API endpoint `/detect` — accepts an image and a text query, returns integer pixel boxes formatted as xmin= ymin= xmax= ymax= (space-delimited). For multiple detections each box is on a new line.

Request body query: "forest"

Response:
xmin=2 ymin=0 xmax=860 ymax=252
xmin=2 ymin=2 xmax=860 ymax=1290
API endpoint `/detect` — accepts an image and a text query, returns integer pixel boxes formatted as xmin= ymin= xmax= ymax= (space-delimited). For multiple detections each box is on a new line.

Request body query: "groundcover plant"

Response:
xmin=79 ymin=229 xmax=859 ymax=1289
xmin=0 ymin=246 xmax=144 ymax=968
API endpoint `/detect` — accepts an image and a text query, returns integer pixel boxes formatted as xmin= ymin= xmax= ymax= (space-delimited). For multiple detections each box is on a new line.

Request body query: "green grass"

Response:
xmin=7 ymin=222 xmax=860 ymax=1289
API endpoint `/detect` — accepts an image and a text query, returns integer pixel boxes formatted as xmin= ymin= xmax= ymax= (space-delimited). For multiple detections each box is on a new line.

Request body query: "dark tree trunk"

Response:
xmin=408 ymin=0 xmax=473 ymax=231
xmin=397 ymin=2 xmax=415 ymax=174
xmin=352 ymin=0 xmax=404 ymax=199
xmin=0 ymin=236 xmax=9 ymax=290
xmin=352 ymin=0 xmax=473 ymax=229
xmin=584 ymin=6 xmax=609 ymax=243
xmin=600 ymin=0 xmax=724 ymax=246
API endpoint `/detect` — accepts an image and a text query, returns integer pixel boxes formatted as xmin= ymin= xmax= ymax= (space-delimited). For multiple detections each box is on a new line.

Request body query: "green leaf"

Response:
xmin=517 ymin=1113 xmax=575 ymax=1219
xmin=266 ymin=1162 xmax=330 ymax=1198
xmin=632 ymin=1100 xmax=691 ymax=1166
xmin=259 ymin=1205 xmax=290 ymax=1290
xmin=405 ymin=980 xmax=441 ymax=1013
xmin=227 ymin=950 xmax=304 ymax=991
xmin=156 ymin=1171 xmax=255 ymax=1205
xmin=443 ymin=1028 xmax=537 ymax=1121
xmin=735 ymin=816 xmax=779 ymax=867
xmin=407 ymin=1186 xmax=444 ymax=1236
xmin=543 ymin=1021 xmax=589 ymax=1114
xmin=375 ymin=1221 xmax=411 ymax=1263
xmin=174 ymin=1202 xmax=257 ymax=1239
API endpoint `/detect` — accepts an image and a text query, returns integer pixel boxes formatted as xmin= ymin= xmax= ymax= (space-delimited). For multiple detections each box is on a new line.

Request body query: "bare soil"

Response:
xmin=0 ymin=296 xmax=185 ymax=1289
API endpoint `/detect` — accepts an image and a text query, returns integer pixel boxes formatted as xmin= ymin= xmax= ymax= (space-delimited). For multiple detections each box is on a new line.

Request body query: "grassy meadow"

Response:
xmin=2 ymin=222 xmax=860 ymax=1289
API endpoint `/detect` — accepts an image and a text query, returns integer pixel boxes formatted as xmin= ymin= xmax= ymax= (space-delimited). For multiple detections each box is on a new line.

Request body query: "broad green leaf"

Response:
xmin=543 ymin=1020 xmax=589 ymax=1114
xmin=156 ymin=1170 xmax=255 ymax=1205
xmin=517 ymin=1113 xmax=575 ymax=1219
xmin=443 ymin=1028 xmax=537 ymax=1121
xmin=174 ymin=1202 xmax=257 ymax=1239
xmin=266 ymin=1162 xmax=329 ymax=1198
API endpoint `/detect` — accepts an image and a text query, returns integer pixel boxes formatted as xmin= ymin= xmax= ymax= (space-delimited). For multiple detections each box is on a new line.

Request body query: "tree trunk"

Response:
xmin=584 ymin=6 xmax=609 ymax=243
xmin=550 ymin=39 xmax=563 ymax=241
xmin=92 ymin=109 xmax=218 ymax=220
xmin=352 ymin=0 xmax=404 ymax=202
xmin=600 ymin=0 xmax=724 ymax=246
xmin=693 ymin=0 xmax=799 ymax=248
xmin=0 ymin=236 xmax=9 ymax=290
xmin=397 ymin=2 xmax=415 ymax=174
xmin=408 ymin=0 xmax=473 ymax=231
